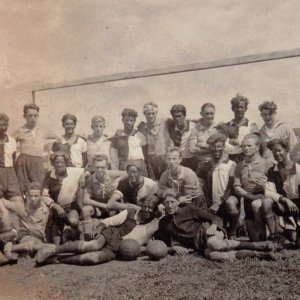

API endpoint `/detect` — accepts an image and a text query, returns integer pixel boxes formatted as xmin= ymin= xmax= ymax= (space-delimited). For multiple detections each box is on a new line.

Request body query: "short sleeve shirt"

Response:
xmin=84 ymin=173 xmax=116 ymax=204
xmin=158 ymin=166 xmax=202 ymax=198
xmin=234 ymin=156 xmax=273 ymax=193
xmin=87 ymin=134 xmax=111 ymax=166
xmin=0 ymin=135 xmax=17 ymax=167
xmin=114 ymin=177 xmax=158 ymax=206
xmin=12 ymin=125 xmax=57 ymax=157
xmin=138 ymin=119 xmax=171 ymax=156
xmin=111 ymin=130 xmax=147 ymax=161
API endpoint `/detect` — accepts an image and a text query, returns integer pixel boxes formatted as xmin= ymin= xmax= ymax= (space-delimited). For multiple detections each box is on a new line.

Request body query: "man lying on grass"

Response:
xmin=34 ymin=194 xmax=163 ymax=266
xmin=155 ymin=189 xmax=282 ymax=261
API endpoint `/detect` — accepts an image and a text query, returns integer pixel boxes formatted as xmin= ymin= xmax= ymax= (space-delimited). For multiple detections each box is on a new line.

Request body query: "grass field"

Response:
xmin=0 ymin=244 xmax=299 ymax=300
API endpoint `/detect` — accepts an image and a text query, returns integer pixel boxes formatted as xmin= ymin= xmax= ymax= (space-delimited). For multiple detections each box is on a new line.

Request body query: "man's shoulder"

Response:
xmin=181 ymin=166 xmax=197 ymax=177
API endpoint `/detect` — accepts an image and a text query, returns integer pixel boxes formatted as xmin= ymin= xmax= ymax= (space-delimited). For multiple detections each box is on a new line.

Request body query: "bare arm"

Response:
xmin=83 ymin=189 xmax=107 ymax=209
xmin=107 ymin=192 xmax=140 ymax=211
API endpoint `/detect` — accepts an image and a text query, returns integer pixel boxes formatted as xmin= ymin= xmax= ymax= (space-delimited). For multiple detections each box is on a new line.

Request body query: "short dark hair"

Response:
xmin=121 ymin=109 xmax=138 ymax=119
xmin=93 ymin=154 xmax=109 ymax=165
xmin=126 ymin=163 xmax=141 ymax=173
xmin=28 ymin=182 xmax=43 ymax=192
xmin=267 ymin=138 xmax=289 ymax=151
xmin=140 ymin=194 xmax=159 ymax=208
xmin=23 ymin=103 xmax=39 ymax=115
xmin=0 ymin=113 xmax=9 ymax=123
xmin=258 ymin=101 xmax=277 ymax=114
xmin=62 ymin=114 xmax=77 ymax=125
xmin=207 ymin=133 xmax=227 ymax=145
xmin=50 ymin=152 xmax=69 ymax=166
xmin=170 ymin=105 xmax=186 ymax=116
xmin=231 ymin=93 xmax=249 ymax=109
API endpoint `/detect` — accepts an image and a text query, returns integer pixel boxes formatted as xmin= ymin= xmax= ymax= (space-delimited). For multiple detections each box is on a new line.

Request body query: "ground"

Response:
xmin=0 ymin=246 xmax=300 ymax=300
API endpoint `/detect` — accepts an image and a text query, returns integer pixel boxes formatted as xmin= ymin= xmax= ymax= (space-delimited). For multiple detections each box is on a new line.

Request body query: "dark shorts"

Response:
xmin=194 ymin=222 xmax=211 ymax=251
xmin=15 ymin=154 xmax=43 ymax=193
xmin=101 ymin=227 xmax=123 ymax=253
xmin=191 ymin=194 xmax=207 ymax=212
xmin=244 ymin=198 xmax=255 ymax=220
xmin=0 ymin=167 xmax=22 ymax=198
xmin=17 ymin=227 xmax=45 ymax=242
xmin=146 ymin=155 xmax=168 ymax=181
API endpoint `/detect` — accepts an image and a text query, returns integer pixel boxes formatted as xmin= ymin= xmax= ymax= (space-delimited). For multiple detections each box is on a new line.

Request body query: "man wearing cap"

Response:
xmin=138 ymin=103 xmax=171 ymax=181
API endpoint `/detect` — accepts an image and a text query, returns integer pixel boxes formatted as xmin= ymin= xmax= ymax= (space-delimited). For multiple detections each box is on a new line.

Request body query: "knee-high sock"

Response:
xmin=264 ymin=214 xmax=276 ymax=236
xmin=56 ymin=241 xmax=85 ymax=254
xmin=236 ymin=250 xmax=276 ymax=261
xmin=227 ymin=212 xmax=240 ymax=237
xmin=82 ymin=220 xmax=94 ymax=241
xmin=58 ymin=251 xmax=109 ymax=266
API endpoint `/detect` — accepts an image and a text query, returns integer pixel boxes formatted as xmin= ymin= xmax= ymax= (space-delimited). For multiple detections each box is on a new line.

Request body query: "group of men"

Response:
xmin=0 ymin=93 xmax=299 ymax=266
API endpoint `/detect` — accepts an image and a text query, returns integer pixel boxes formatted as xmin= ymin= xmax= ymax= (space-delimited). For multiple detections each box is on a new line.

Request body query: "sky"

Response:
xmin=1 ymin=1 xmax=300 ymax=136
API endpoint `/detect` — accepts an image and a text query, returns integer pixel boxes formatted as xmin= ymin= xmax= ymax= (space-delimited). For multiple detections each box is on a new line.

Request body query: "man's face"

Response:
xmin=127 ymin=166 xmax=141 ymax=184
xmin=232 ymin=101 xmax=247 ymax=119
xmin=28 ymin=189 xmax=42 ymax=207
xmin=54 ymin=156 xmax=67 ymax=174
xmin=242 ymin=138 xmax=259 ymax=157
xmin=0 ymin=119 xmax=9 ymax=135
xmin=24 ymin=109 xmax=39 ymax=128
xmin=271 ymin=144 xmax=287 ymax=163
xmin=63 ymin=118 xmax=76 ymax=135
xmin=166 ymin=151 xmax=182 ymax=171
xmin=200 ymin=107 xmax=215 ymax=125
xmin=172 ymin=112 xmax=185 ymax=127
xmin=260 ymin=109 xmax=276 ymax=126
xmin=210 ymin=141 xmax=224 ymax=159
xmin=140 ymin=199 xmax=155 ymax=220
xmin=144 ymin=110 xmax=157 ymax=124
xmin=94 ymin=160 xmax=108 ymax=178
xmin=91 ymin=122 xmax=105 ymax=137
xmin=122 ymin=116 xmax=136 ymax=132
xmin=163 ymin=196 xmax=179 ymax=215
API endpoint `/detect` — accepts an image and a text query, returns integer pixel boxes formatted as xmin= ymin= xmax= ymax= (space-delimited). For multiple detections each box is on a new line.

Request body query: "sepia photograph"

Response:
xmin=1 ymin=1 xmax=300 ymax=299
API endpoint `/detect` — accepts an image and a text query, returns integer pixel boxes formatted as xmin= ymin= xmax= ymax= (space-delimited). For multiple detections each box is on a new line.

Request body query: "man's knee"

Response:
xmin=251 ymin=199 xmax=262 ymax=213
xmin=261 ymin=198 xmax=274 ymax=215
xmin=225 ymin=196 xmax=239 ymax=212
xmin=81 ymin=206 xmax=94 ymax=219
xmin=67 ymin=211 xmax=79 ymax=228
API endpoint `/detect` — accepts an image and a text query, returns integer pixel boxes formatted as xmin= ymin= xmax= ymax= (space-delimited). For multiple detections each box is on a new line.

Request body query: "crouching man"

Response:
xmin=155 ymin=189 xmax=281 ymax=261
xmin=35 ymin=194 xmax=162 ymax=266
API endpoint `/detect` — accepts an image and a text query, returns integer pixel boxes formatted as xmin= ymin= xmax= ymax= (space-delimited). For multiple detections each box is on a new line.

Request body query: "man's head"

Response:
xmin=93 ymin=154 xmax=109 ymax=178
xmin=122 ymin=108 xmax=138 ymax=132
xmin=162 ymin=189 xmax=180 ymax=215
xmin=170 ymin=105 xmax=186 ymax=127
xmin=28 ymin=182 xmax=43 ymax=208
xmin=200 ymin=103 xmax=215 ymax=125
xmin=126 ymin=163 xmax=142 ymax=185
xmin=23 ymin=103 xmax=39 ymax=128
xmin=50 ymin=152 xmax=69 ymax=173
xmin=62 ymin=114 xmax=77 ymax=135
xmin=140 ymin=194 xmax=159 ymax=221
xmin=91 ymin=116 xmax=106 ymax=137
xmin=267 ymin=138 xmax=289 ymax=163
xmin=0 ymin=114 xmax=9 ymax=135
xmin=165 ymin=147 xmax=182 ymax=171
xmin=242 ymin=134 xmax=260 ymax=157
xmin=259 ymin=101 xmax=277 ymax=126
xmin=143 ymin=102 xmax=158 ymax=124
xmin=207 ymin=133 xmax=227 ymax=160
xmin=231 ymin=94 xmax=248 ymax=119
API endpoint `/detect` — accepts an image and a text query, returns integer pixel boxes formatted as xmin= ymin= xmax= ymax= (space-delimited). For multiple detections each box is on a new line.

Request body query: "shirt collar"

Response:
xmin=175 ymin=121 xmax=190 ymax=133
xmin=116 ymin=129 xmax=137 ymax=137
xmin=92 ymin=173 xmax=110 ymax=183
xmin=50 ymin=168 xmax=68 ymax=179
xmin=197 ymin=119 xmax=217 ymax=131
xmin=168 ymin=167 xmax=184 ymax=180
xmin=242 ymin=155 xmax=261 ymax=166
xmin=210 ymin=155 xmax=230 ymax=167
xmin=0 ymin=134 xmax=9 ymax=143
xmin=22 ymin=124 xmax=40 ymax=132
xmin=274 ymin=163 xmax=297 ymax=175
xmin=229 ymin=118 xmax=249 ymax=127
xmin=173 ymin=207 xmax=182 ymax=215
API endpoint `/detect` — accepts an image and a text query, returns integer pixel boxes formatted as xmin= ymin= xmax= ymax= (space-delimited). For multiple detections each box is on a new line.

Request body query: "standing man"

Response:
xmin=197 ymin=133 xmax=239 ymax=239
xmin=12 ymin=104 xmax=59 ymax=195
xmin=110 ymin=108 xmax=148 ymax=176
xmin=0 ymin=114 xmax=24 ymax=206
xmin=219 ymin=94 xmax=260 ymax=163
xmin=158 ymin=147 xmax=206 ymax=210
xmin=233 ymin=134 xmax=273 ymax=241
xmin=167 ymin=105 xmax=196 ymax=170
xmin=138 ymin=102 xmax=171 ymax=181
